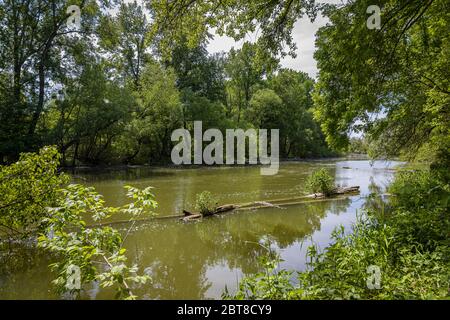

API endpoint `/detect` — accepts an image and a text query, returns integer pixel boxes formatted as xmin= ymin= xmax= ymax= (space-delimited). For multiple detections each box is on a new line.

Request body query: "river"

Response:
xmin=0 ymin=159 xmax=401 ymax=299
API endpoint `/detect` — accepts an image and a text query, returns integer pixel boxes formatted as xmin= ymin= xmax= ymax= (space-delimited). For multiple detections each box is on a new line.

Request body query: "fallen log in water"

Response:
xmin=215 ymin=204 xmax=240 ymax=213
xmin=305 ymin=186 xmax=360 ymax=199
xmin=87 ymin=186 xmax=361 ymax=226
xmin=181 ymin=212 xmax=202 ymax=221
xmin=181 ymin=204 xmax=241 ymax=221
xmin=181 ymin=186 xmax=361 ymax=219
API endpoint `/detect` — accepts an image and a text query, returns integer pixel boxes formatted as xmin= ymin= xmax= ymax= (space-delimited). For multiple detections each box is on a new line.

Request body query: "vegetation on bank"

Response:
xmin=2 ymin=147 xmax=448 ymax=300
xmin=225 ymin=169 xmax=450 ymax=300
xmin=217 ymin=0 xmax=445 ymax=300
xmin=0 ymin=1 xmax=333 ymax=167
xmin=0 ymin=147 xmax=157 ymax=299
xmin=0 ymin=0 xmax=448 ymax=301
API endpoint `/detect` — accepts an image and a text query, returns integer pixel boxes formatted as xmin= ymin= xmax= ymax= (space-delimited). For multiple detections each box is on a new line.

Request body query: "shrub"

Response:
xmin=388 ymin=170 xmax=450 ymax=250
xmin=0 ymin=146 xmax=69 ymax=238
xmin=296 ymin=217 xmax=449 ymax=299
xmin=388 ymin=170 xmax=449 ymax=212
xmin=228 ymin=169 xmax=450 ymax=300
xmin=39 ymin=183 xmax=157 ymax=299
xmin=0 ymin=147 xmax=157 ymax=299
xmin=195 ymin=191 xmax=217 ymax=216
xmin=306 ymin=168 xmax=335 ymax=196
xmin=228 ymin=214 xmax=449 ymax=300
xmin=223 ymin=250 xmax=295 ymax=300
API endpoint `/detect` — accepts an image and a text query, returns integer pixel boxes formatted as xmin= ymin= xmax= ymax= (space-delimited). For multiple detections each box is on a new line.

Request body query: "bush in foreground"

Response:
xmin=227 ymin=169 xmax=450 ymax=300
xmin=0 ymin=147 xmax=157 ymax=299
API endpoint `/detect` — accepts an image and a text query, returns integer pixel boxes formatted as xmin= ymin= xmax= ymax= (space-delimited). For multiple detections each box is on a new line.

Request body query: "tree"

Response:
xmin=225 ymin=42 xmax=276 ymax=123
xmin=151 ymin=0 xmax=317 ymax=59
xmin=312 ymin=0 xmax=449 ymax=164
xmin=98 ymin=0 xmax=152 ymax=89
xmin=114 ymin=61 xmax=183 ymax=163
xmin=0 ymin=147 xmax=156 ymax=299
xmin=244 ymin=70 xmax=331 ymax=158
xmin=40 ymin=60 xmax=134 ymax=165
xmin=166 ymin=39 xmax=229 ymax=131
xmin=0 ymin=0 xmax=110 ymax=159
xmin=0 ymin=0 xmax=344 ymax=165
xmin=268 ymin=69 xmax=329 ymax=157
xmin=246 ymin=88 xmax=283 ymax=129
xmin=0 ymin=146 xmax=67 ymax=237
xmin=168 ymin=40 xmax=227 ymax=104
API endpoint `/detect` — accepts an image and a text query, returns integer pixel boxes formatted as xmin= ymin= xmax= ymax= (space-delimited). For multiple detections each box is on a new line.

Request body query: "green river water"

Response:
xmin=0 ymin=159 xmax=401 ymax=299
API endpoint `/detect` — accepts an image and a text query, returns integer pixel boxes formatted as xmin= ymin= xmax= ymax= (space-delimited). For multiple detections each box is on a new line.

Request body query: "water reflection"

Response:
xmin=0 ymin=160 xmax=401 ymax=299
xmin=108 ymin=197 xmax=351 ymax=299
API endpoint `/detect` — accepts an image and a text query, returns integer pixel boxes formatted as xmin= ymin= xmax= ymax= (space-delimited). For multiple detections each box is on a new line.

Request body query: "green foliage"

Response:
xmin=228 ymin=170 xmax=450 ymax=300
xmin=169 ymin=40 xmax=227 ymax=105
xmin=389 ymin=170 xmax=449 ymax=213
xmin=182 ymin=92 xmax=229 ymax=131
xmin=98 ymin=1 xmax=151 ymax=89
xmin=114 ymin=61 xmax=183 ymax=164
xmin=223 ymin=248 xmax=295 ymax=300
xmin=0 ymin=147 xmax=157 ymax=299
xmin=225 ymin=42 xmax=277 ymax=123
xmin=387 ymin=170 xmax=450 ymax=251
xmin=313 ymin=0 xmax=450 ymax=163
xmin=267 ymin=69 xmax=333 ymax=157
xmin=348 ymin=138 xmax=368 ymax=155
xmin=195 ymin=191 xmax=218 ymax=216
xmin=41 ymin=61 xmax=135 ymax=165
xmin=0 ymin=1 xmax=332 ymax=164
xmin=38 ymin=183 xmax=157 ymax=299
xmin=246 ymin=89 xmax=283 ymax=128
xmin=151 ymin=0 xmax=317 ymax=59
xmin=0 ymin=0 xmax=109 ymax=159
xmin=298 ymin=218 xmax=448 ymax=300
xmin=305 ymin=168 xmax=335 ymax=196
xmin=0 ymin=146 xmax=69 ymax=237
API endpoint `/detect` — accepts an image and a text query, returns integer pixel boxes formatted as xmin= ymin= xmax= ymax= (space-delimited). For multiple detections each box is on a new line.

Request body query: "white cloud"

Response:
xmin=279 ymin=14 xmax=330 ymax=78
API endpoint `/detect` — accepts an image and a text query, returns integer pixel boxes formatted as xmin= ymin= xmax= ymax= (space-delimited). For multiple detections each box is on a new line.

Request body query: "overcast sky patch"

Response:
xmin=207 ymin=0 xmax=342 ymax=78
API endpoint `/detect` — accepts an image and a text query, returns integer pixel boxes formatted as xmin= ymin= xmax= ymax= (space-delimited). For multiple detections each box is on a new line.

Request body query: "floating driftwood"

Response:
xmin=305 ymin=186 xmax=360 ymax=199
xmin=181 ymin=204 xmax=241 ymax=221
xmin=87 ymin=186 xmax=361 ymax=226
xmin=180 ymin=186 xmax=360 ymax=222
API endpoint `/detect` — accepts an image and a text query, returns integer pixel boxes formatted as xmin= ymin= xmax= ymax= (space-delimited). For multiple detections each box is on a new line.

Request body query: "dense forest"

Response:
xmin=0 ymin=0 xmax=334 ymax=166
xmin=0 ymin=0 xmax=448 ymax=301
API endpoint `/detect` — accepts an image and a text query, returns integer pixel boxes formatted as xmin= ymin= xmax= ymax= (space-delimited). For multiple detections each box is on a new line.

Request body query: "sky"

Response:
xmin=122 ymin=0 xmax=343 ymax=79
xmin=206 ymin=1 xmax=343 ymax=79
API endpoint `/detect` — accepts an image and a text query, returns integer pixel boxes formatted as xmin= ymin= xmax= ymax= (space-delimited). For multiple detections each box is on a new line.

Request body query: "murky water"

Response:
xmin=0 ymin=160 xmax=401 ymax=299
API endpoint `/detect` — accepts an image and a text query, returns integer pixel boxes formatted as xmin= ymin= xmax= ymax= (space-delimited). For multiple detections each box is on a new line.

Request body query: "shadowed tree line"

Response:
xmin=0 ymin=0 xmax=333 ymax=166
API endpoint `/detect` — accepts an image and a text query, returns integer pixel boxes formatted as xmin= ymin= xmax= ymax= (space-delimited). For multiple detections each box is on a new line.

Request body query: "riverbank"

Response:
xmin=63 ymin=154 xmax=372 ymax=174
xmin=227 ymin=167 xmax=450 ymax=300
xmin=1 ymin=152 xmax=402 ymax=299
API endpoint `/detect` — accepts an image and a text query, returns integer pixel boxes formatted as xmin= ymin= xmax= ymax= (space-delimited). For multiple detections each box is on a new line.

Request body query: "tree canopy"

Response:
xmin=0 ymin=0 xmax=334 ymax=165
xmin=312 ymin=0 xmax=449 ymax=165
xmin=1 ymin=0 xmax=448 ymax=166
